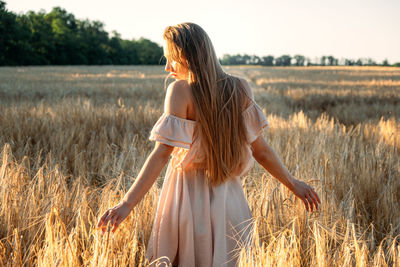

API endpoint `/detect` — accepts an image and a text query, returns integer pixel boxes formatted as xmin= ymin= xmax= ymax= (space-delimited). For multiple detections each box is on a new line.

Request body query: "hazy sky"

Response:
xmin=6 ymin=0 xmax=400 ymax=63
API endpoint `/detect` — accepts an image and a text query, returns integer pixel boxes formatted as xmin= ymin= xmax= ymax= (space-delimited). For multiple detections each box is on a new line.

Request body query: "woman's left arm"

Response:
xmin=97 ymin=142 xmax=173 ymax=233
xmin=251 ymin=135 xmax=321 ymax=212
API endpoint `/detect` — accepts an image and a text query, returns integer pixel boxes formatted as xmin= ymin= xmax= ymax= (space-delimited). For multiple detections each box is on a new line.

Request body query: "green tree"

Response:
xmin=77 ymin=19 xmax=110 ymax=64
xmin=220 ymin=54 xmax=232 ymax=65
xmin=293 ymin=55 xmax=305 ymax=66
xmin=0 ymin=1 xmax=33 ymax=65
xmin=320 ymin=56 xmax=327 ymax=66
xmin=136 ymin=38 xmax=163 ymax=64
xmin=382 ymin=59 xmax=389 ymax=66
xmin=355 ymin=59 xmax=363 ymax=66
xmin=249 ymin=55 xmax=261 ymax=65
xmin=18 ymin=11 xmax=56 ymax=64
xmin=233 ymin=54 xmax=245 ymax=65
xmin=44 ymin=7 xmax=82 ymax=64
xmin=242 ymin=54 xmax=251 ymax=65
xmin=0 ymin=0 xmax=15 ymax=64
xmin=120 ymin=39 xmax=140 ymax=64
xmin=327 ymin=55 xmax=337 ymax=66
xmin=261 ymin=55 xmax=274 ymax=66
xmin=366 ymin=58 xmax=377 ymax=66
xmin=275 ymin=55 xmax=291 ymax=66
xmin=345 ymin=59 xmax=355 ymax=66
xmin=105 ymin=31 xmax=124 ymax=64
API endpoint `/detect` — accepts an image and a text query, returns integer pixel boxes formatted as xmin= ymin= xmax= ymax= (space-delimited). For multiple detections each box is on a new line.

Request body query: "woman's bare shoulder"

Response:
xmin=166 ymin=80 xmax=192 ymax=103
xmin=164 ymin=80 xmax=192 ymax=118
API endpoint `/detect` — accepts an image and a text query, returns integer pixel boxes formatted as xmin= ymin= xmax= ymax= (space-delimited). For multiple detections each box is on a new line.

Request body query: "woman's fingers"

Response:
xmin=97 ymin=210 xmax=110 ymax=228
xmin=110 ymin=215 xmax=119 ymax=230
xmin=97 ymin=203 xmax=132 ymax=234
xmin=97 ymin=209 xmax=123 ymax=233
xmin=306 ymin=195 xmax=314 ymax=212
xmin=308 ymin=192 xmax=319 ymax=211
xmin=312 ymin=189 xmax=321 ymax=204
xmin=97 ymin=209 xmax=117 ymax=234
xmin=303 ymin=191 xmax=319 ymax=212
xmin=294 ymin=179 xmax=321 ymax=213
xmin=302 ymin=197 xmax=310 ymax=212
xmin=309 ymin=186 xmax=321 ymax=211
xmin=111 ymin=217 xmax=123 ymax=233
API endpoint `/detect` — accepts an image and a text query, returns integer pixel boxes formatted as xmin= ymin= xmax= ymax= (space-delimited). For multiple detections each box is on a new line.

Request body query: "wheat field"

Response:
xmin=0 ymin=66 xmax=399 ymax=266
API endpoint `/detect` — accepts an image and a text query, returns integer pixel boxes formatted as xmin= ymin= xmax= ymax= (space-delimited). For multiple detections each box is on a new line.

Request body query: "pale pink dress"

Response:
xmin=145 ymin=100 xmax=269 ymax=267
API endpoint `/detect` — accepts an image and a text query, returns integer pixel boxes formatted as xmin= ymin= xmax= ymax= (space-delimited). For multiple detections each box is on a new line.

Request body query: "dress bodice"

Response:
xmin=149 ymin=101 xmax=269 ymax=176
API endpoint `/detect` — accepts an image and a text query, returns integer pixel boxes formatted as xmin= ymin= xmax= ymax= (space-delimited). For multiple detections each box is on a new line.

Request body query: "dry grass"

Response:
xmin=227 ymin=66 xmax=400 ymax=126
xmin=0 ymin=66 xmax=399 ymax=266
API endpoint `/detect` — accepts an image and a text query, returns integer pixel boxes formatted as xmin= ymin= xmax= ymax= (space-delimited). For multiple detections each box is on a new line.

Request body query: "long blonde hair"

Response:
xmin=163 ymin=23 xmax=249 ymax=186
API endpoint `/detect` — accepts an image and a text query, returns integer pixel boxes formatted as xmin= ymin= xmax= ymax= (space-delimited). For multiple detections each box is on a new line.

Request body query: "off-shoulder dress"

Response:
xmin=145 ymin=100 xmax=269 ymax=267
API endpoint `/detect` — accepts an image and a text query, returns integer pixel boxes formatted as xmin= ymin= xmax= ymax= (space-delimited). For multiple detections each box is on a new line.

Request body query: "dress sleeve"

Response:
xmin=149 ymin=113 xmax=196 ymax=149
xmin=242 ymin=102 xmax=269 ymax=143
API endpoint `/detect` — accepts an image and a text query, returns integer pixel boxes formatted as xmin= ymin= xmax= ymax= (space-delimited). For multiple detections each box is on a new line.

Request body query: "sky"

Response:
xmin=6 ymin=0 xmax=400 ymax=63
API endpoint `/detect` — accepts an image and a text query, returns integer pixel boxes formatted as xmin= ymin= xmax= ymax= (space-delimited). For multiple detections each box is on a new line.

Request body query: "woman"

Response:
xmin=97 ymin=23 xmax=320 ymax=266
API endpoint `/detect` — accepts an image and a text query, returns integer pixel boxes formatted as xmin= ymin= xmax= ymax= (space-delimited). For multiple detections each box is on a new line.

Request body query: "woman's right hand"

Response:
xmin=291 ymin=179 xmax=321 ymax=212
xmin=97 ymin=201 xmax=132 ymax=234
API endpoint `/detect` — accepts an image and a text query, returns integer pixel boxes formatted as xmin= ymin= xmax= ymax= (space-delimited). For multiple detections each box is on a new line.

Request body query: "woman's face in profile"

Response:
xmin=163 ymin=41 xmax=189 ymax=81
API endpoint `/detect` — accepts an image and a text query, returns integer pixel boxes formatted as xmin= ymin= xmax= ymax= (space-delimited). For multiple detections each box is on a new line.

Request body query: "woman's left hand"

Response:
xmin=291 ymin=179 xmax=321 ymax=212
xmin=97 ymin=201 xmax=132 ymax=234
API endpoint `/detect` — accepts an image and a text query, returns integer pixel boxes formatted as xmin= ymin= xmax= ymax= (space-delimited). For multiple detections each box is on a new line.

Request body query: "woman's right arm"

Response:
xmin=96 ymin=142 xmax=173 ymax=234
xmin=251 ymin=135 xmax=320 ymax=212
xmin=96 ymin=80 xmax=191 ymax=234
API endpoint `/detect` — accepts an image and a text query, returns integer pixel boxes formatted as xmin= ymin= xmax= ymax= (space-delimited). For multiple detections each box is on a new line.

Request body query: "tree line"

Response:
xmin=219 ymin=54 xmax=399 ymax=67
xmin=1 ymin=1 xmax=399 ymax=67
xmin=0 ymin=1 xmax=163 ymax=65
